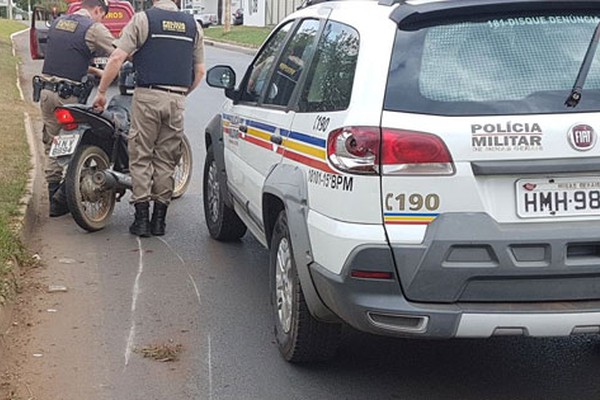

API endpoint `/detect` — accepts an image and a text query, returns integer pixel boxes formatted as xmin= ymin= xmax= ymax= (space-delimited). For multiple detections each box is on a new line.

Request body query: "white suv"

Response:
xmin=203 ymin=0 xmax=600 ymax=363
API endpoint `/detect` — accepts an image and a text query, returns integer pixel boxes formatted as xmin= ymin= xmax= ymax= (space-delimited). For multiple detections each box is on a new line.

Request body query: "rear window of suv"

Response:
xmin=385 ymin=12 xmax=600 ymax=116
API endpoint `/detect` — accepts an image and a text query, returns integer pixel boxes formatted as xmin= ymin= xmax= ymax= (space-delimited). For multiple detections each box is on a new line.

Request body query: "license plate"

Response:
xmin=516 ymin=177 xmax=600 ymax=218
xmin=93 ymin=57 xmax=108 ymax=65
xmin=49 ymin=133 xmax=80 ymax=158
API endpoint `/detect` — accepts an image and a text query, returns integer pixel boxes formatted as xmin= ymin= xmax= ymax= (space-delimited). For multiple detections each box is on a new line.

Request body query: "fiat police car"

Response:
xmin=203 ymin=0 xmax=600 ymax=363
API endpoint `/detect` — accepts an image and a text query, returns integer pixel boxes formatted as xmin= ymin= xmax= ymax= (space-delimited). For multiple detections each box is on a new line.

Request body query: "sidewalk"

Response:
xmin=204 ymin=38 xmax=258 ymax=56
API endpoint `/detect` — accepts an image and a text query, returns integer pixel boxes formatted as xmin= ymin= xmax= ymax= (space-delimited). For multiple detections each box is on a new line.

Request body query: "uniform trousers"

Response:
xmin=129 ymin=87 xmax=185 ymax=206
xmin=40 ymin=90 xmax=78 ymax=184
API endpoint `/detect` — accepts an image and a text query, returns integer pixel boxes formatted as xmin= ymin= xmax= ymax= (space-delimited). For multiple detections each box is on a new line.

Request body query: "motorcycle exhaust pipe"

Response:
xmin=92 ymin=170 xmax=132 ymax=190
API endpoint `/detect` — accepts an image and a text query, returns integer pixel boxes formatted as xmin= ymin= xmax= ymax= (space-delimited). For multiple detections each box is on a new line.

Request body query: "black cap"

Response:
xmin=98 ymin=0 xmax=109 ymax=14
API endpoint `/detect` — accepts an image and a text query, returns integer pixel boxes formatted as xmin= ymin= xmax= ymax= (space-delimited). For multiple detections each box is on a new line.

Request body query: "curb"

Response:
xmin=11 ymin=27 xmax=39 ymax=246
xmin=0 ymin=28 xmax=40 ymax=338
xmin=204 ymin=38 xmax=257 ymax=56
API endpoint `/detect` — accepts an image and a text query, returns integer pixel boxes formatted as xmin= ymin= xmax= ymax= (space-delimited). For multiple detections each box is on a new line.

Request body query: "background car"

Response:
xmin=232 ymin=8 xmax=243 ymax=25
xmin=182 ymin=7 xmax=218 ymax=28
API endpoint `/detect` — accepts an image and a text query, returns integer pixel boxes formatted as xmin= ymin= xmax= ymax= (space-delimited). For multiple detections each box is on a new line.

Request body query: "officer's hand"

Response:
xmin=92 ymin=92 xmax=106 ymax=112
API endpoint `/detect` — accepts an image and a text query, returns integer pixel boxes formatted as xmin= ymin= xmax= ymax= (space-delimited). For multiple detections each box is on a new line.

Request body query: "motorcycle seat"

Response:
xmin=107 ymin=95 xmax=131 ymax=135
xmin=108 ymin=94 xmax=132 ymax=110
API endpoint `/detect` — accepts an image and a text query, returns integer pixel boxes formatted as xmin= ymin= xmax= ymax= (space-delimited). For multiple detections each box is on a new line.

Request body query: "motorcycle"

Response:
xmin=50 ymin=93 xmax=193 ymax=232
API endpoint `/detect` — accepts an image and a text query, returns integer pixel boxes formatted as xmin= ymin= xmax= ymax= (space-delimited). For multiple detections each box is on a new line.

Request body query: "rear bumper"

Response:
xmin=394 ymin=213 xmax=600 ymax=303
xmin=305 ymin=211 xmax=600 ymax=337
xmin=310 ymin=260 xmax=600 ymax=338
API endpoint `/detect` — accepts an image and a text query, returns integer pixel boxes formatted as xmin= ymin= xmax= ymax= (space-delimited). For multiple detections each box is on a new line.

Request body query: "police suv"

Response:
xmin=204 ymin=0 xmax=600 ymax=363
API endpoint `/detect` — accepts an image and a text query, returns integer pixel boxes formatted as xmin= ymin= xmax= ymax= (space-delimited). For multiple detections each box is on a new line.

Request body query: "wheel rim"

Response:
xmin=76 ymin=152 xmax=113 ymax=223
xmin=275 ymin=237 xmax=293 ymax=334
xmin=207 ymin=161 xmax=220 ymax=223
xmin=173 ymin=140 xmax=191 ymax=196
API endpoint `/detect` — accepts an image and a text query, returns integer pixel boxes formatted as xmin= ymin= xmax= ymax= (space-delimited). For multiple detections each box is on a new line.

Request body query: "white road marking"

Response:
xmin=124 ymin=237 xmax=144 ymax=367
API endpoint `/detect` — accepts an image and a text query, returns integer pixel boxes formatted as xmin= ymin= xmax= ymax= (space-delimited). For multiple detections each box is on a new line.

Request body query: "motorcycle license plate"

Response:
xmin=516 ymin=176 xmax=600 ymax=218
xmin=49 ymin=133 xmax=80 ymax=158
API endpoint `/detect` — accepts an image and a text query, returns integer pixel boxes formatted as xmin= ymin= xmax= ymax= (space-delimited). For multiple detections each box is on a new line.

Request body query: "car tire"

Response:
xmin=270 ymin=210 xmax=341 ymax=363
xmin=203 ymin=145 xmax=247 ymax=240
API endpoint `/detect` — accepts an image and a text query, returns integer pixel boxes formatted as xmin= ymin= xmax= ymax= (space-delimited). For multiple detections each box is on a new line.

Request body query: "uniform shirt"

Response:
xmin=43 ymin=8 xmax=115 ymax=83
xmin=116 ymin=0 xmax=205 ymax=72
xmin=79 ymin=8 xmax=115 ymax=56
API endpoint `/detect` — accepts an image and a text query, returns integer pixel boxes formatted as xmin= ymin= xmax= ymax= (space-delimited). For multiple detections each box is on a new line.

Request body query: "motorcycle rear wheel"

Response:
xmin=172 ymin=134 xmax=193 ymax=199
xmin=65 ymin=145 xmax=116 ymax=232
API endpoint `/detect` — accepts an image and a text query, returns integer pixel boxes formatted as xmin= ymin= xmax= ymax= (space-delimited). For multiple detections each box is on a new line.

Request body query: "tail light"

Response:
xmin=327 ymin=126 xmax=454 ymax=175
xmin=327 ymin=127 xmax=380 ymax=175
xmin=54 ymin=108 xmax=78 ymax=131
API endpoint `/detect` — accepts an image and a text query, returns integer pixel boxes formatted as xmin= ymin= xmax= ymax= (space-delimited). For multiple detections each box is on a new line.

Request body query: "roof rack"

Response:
xmin=377 ymin=0 xmax=409 ymax=6
xmin=296 ymin=0 xmax=407 ymax=10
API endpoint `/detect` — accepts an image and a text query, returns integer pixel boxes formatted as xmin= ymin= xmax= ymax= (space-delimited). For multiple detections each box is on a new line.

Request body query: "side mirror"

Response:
xmin=206 ymin=65 xmax=236 ymax=90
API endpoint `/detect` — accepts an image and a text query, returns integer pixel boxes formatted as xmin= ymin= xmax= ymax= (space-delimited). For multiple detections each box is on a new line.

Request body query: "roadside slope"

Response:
xmin=0 ymin=19 xmax=36 ymax=400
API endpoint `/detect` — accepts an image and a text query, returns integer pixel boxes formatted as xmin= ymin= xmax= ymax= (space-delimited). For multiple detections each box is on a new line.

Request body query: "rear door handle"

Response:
xmin=239 ymin=125 xmax=248 ymax=133
xmin=270 ymin=135 xmax=283 ymax=145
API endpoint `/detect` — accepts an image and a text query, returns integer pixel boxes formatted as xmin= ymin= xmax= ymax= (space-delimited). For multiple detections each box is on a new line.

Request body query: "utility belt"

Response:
xmin=137 ymin=84 xmax=187 ymax=96
xmin=32 ymin=75 xmax=95 ymax=104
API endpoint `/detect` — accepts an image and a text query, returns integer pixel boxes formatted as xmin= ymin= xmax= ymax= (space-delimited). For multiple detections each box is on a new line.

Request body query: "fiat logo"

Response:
xmin=568 ymin=124 xmax=596 ymax=151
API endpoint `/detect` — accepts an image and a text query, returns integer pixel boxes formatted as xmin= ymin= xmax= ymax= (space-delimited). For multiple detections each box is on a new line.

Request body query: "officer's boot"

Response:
xmin=150 ymin=201 xmax=168 ymax=236
xmin=129 ymin=202 xmax=151 ymax=237
xmin=48 ymin=182 xmax=69 ymax=218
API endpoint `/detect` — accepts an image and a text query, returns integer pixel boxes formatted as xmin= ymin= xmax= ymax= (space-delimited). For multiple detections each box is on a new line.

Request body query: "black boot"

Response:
xmin=48 ymin=182 xmax=69 ymax=218
xmin=129 ymin=202 xmax=151 ymax=237
xmin=150 ymin=201 xmax=168 ymax=236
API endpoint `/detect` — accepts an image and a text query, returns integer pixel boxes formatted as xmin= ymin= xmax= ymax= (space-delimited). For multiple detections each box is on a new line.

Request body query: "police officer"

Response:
xmin=39 ymin=0 xmax=114 ymax=217
xmin=92 ymin=0 xmax=205 ymax=237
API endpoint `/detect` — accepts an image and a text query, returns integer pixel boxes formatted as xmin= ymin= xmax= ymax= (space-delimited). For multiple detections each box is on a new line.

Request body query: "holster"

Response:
xmin=78 ymin=74 xmax=95 ymax=104
xmin=57 ymin=81 xmax=74 ymax=99
xmin=32 ymin=75 xmax=43 ymax=103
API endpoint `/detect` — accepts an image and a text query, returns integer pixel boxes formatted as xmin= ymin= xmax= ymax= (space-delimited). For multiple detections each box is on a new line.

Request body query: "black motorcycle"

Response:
xmin=50 ymin=94 xmax=193 ymax=232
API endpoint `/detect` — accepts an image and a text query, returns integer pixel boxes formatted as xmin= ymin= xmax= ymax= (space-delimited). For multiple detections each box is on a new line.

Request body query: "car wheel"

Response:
xmin=270 ymin=210 xmax=341 ymax=363
xmin=202 ymin=145 xmax=247 ymax=240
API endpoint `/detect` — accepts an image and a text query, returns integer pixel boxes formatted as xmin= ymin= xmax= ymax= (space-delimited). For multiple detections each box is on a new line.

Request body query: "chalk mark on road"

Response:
xmin=125 ymin=237 xmax=145 ymax=367
xmin=158 ymin=237 xmax=211 ymax=397
xmin=157 ymin=237 xmax=201 ymax=305
xmin=208 ymin=333 xmax=213 ymax=400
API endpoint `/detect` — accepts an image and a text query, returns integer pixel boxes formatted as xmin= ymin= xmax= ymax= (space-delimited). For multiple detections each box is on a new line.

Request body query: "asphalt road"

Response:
xmin=11 ymin=29 xmax=600 ymax=400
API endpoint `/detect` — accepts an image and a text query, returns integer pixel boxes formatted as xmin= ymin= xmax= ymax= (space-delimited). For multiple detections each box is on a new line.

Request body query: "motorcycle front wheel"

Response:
xmin=172 ymin=134 xmax=193 ymax=199
xmin=65 ymin=144 xmax=116 ymax=232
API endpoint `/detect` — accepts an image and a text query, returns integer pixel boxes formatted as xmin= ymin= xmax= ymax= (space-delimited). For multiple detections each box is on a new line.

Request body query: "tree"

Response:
xmin=223 ymin=0 xmax=230 ymax=32
xmin=14 ymin=0 xmax=29 ymax=12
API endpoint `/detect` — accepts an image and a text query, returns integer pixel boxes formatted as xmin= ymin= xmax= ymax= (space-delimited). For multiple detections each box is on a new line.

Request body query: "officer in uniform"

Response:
xmin=37 ymin=0 xmax=115 ymax=217
xmin=92 ymin=0 xmax=205 ymax=237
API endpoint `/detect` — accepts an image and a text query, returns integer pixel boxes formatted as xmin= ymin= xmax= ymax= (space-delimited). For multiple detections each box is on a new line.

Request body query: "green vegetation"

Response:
xmin=203 ymin=25 xmax=273 ymax=48
xmin=0 ymin=19 xmax=31 ymax=304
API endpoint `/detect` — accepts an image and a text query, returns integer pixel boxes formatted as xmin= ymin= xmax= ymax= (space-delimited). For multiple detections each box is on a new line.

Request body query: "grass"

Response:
xmin=203 ymin=25 xmax=273 ymax=48
xmin=136 ymin=342 xmax=183 ymax=362
xmin=0 ymin=19 xmax=31 ymax=305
